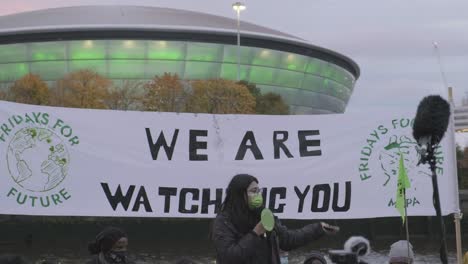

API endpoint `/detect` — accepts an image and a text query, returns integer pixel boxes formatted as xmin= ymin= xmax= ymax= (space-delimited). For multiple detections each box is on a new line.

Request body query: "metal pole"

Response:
xmin=236 ymin=10 xmax=241 ymax=81
xmin=448 ymin=86 xmax=464 ymax=264
xmin=430 ymin=158 xmax=448 ymax=264
xmin=404 ymin=189 xmax=411 ymax=260
xmin=455 ymin=211 xmax=463 ymax=264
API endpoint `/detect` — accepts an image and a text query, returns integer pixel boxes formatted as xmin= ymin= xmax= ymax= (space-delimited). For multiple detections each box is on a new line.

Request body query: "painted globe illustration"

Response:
xmin=378 ymin=135 xmax=420 ymax=187
xmin=6 ymin=127 xmax=69 ymax=192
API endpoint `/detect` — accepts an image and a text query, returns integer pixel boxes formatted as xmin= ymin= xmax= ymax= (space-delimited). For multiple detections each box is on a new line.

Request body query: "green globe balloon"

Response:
xmin=261 ymin=208 xmax=275 ymax=232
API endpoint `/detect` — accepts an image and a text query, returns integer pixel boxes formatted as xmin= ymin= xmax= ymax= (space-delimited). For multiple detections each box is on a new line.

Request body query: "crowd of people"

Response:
xmin=0 ymin=174 xmax=463 ymax=264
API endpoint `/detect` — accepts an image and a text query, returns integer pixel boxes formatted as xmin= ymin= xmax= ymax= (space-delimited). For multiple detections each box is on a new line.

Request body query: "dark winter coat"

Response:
xmin=212 ymin=211 xmax=325 ymax=264
xmin=85 ymin=255 xmax=135 ymax=264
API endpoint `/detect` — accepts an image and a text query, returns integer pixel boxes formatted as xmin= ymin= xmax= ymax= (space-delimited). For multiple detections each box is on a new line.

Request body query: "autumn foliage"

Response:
xmin=1 ymin=70 xmax=289 ymax=115
xmin=52 ymin=70 xmax=111 ymax=109
xmin=187 ymin=79 xmax=256 ymax=114
xmin=8 ymin=74 xmax=50 ymax=105
xmin=143 ymin=73 xmax=187 ymax=112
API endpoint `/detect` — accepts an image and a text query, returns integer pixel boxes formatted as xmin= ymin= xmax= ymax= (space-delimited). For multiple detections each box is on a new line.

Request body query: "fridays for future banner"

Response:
xmin=0 ymin=101 xmax=460 ymax=219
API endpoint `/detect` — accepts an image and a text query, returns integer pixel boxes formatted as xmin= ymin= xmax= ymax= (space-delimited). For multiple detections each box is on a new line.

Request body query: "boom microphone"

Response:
xmin=412 ymin=94 xmax=450 ymax=264
xmin=413 ymin=95 xmax=450 ymax=147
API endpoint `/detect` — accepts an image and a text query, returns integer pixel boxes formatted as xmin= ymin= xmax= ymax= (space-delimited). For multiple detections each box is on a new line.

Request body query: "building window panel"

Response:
xmin=108 ymin=60 xmax=146 ymax=79
xmin=30 ymin=61 xmax=67 ymax=80
xmin=302 ymin=74 xmax=325 ymax=93
xmin=320 ymin=63 xmax=335 ymax=79
xmin=69 ymin=40 xmax=107 ymax=60
xmin=306 ymin=92 xmax=346 ymax=112
xmin=251 ymin=48 xmax=282 ymax=67
xmin=184 ymin=61 xmax=220 ymax=79
xmin=147 ymin=41 xmax=185 ymax=60
xmin=223 ymin=45 xmax=253 ymax=65
xmin=341 ymin=70 xmax=355 ymax=88
xmin=306 ymin=58 xmax=325 ymax=75
xmin=220 ymin=63 xmax=249 ymax=81
xmin=274 ymin=69 xmax=303 ymax=88
xmin=280 ymin=53 xmax=308 ymax=72
xmin=0 ymin=44 xmax=27 ymax=63
xmin=30 ymin=42 xmax=66 ymax=61
xmin=108 ymin=40 xmax=146 ymax=59
xmin=0 ymin=63 xmax=29 ymax=81
xmin=186 ymin=43 xmax=223 ymax=62
xmin=249 ymin=66 xmax=275 ymax=85
xmin=326 ymin=80 xmax=350 ymax=101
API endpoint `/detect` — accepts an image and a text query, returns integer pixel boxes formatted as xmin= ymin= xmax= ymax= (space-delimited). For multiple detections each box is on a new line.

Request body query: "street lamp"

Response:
xmin=232 ymin=2 xmax=246 ymax=81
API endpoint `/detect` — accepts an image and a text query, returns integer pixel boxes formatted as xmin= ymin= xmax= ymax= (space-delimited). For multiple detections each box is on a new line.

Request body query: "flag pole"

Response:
xmin=398 ymin=151 xmax=411 ymax=259
xmin=404 ymin=188 xmax=410 ymax=259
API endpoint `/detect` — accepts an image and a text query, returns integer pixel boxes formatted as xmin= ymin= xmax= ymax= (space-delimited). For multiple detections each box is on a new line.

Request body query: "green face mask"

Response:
xmin=248 ymin=194 xmax=263 ymax=209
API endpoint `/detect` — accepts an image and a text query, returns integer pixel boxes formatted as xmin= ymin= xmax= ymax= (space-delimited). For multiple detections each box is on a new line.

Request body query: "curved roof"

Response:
xmin=0 ymin=5 xmax=360 ymax=78
xmin=0 ymin=5 xmax=301 ymax=40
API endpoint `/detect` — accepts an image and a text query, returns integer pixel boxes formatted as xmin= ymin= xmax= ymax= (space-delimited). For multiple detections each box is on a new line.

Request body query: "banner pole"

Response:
xmin=454 ymin=211 xmax=463 ymax=264
xmin=448 ymin=87 xmax=463 ymax=264
xmin=404 ymin=189 xmax=411 ymax=259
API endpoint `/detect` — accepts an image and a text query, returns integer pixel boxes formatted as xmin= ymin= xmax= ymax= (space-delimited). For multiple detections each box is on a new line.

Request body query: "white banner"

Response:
xmin=0 ymin=101 xmax=459 ymax=219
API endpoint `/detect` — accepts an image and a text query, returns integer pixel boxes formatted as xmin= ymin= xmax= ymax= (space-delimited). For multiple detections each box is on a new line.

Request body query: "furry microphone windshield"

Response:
xmin=412 ymin=95 xmax=450 ymax=146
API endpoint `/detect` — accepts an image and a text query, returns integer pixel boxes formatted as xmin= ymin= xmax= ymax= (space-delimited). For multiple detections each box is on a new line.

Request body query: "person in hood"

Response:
xmin=86 ymin=227 xmax=133 ymax=264
xmin=388 ymin=240 xmax=414 ymax=264
xmin=303 ymin=251 xmax=327 ymax=264
xmin=211 ymin=174 xmax=339 ymax=264
xmin=0 ymin=255 xmax=30 ymax=264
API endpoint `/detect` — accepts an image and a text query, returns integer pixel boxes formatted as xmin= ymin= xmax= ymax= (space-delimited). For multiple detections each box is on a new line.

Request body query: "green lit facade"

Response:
xmin=0 ymin=6 xmax=359 ymax=114
xmin=0 ymin=40 xmax=356 ymax=114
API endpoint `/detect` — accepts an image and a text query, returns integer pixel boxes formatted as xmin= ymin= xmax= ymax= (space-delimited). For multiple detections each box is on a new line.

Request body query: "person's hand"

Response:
xmin=253 ymin=221 xmax=266 ymax=236
xmin=321 ymin=222 xmax=340 ymax=235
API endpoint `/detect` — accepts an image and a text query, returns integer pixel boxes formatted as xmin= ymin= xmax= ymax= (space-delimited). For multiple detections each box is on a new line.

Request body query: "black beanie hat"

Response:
xmin=88 ymin=227 xmax=127 ymax=254
xmin=304 ymin=251 xmax=327 ymax=264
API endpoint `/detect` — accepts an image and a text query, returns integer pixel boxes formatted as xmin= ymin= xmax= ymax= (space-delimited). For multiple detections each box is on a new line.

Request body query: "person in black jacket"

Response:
xmin=0 ymin=255 xmax=30 ymax=264
xmin=212 ymin=174 xmax=339 ymax=264
xmin=86 ymin=227 xmax=134 ymax=264
xmin=303 ymin=251 xmax=327 ymax=264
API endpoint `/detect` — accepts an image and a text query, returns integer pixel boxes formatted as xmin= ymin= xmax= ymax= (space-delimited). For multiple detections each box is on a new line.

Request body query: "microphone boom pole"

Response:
xmin=413 ymin=95 xmax=450 ymax=264
xmin=428 ymin=143 xmax=448 ymax=264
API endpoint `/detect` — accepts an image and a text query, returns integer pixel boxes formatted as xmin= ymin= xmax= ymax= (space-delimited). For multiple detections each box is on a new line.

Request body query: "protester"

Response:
xmin=388 ymin=240 xmax=414 ymax=264
xmin=174 ymin=258 xmax=199 ymax=264
xmin=303 ymin=251 xmax=327 ymax=264
xmin=87 ymin=226 xmax=133 ymax=264
xmin=0 ymin=255 xmax=29 ymax=264
xmin=211 ymin=174 xmax=339 ymax=264
xmin=36 ymin=259 xmax=59 ymax=264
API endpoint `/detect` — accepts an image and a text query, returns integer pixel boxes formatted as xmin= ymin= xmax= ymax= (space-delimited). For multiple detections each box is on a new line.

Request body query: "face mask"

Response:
xmin=248 ymin=193 xmax=263 ymax=209
xmin=280 ymin=256 xmax=289 ymax=264
xmin=104 ymin=251 xmax=127 ymax=264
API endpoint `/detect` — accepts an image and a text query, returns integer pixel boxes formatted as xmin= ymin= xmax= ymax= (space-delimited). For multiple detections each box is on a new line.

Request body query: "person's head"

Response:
xmin=388 ymin=240 xmax=414 ymax=264
xmin=344 ymin=236 xmax=371 ymax=257
xmin=88 ymin=227 xmax=128 ymax=263
xmin=303 ymin=251 xmax=327 ymax=264
xmin=0 ymin=255 xmax=29 ymax=264
xmin=220 ymin=174 xmax=262 ymax=233
xmin=222 ymin=174 xmax=262 ymax=210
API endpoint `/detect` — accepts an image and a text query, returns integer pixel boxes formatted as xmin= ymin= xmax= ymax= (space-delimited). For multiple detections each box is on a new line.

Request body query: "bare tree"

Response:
xmin=105 ymin=80 xmax=144 ymax=110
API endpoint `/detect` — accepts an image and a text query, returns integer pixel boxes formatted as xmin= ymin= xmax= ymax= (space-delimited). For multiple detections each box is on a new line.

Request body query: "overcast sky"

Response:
xmin=0 ymin=1 xmax=467 ymax=113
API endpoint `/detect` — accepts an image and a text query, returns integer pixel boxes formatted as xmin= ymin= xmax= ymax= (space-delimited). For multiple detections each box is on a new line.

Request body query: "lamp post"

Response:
xmin=232 ymin=2 xmax=246 ymax=81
